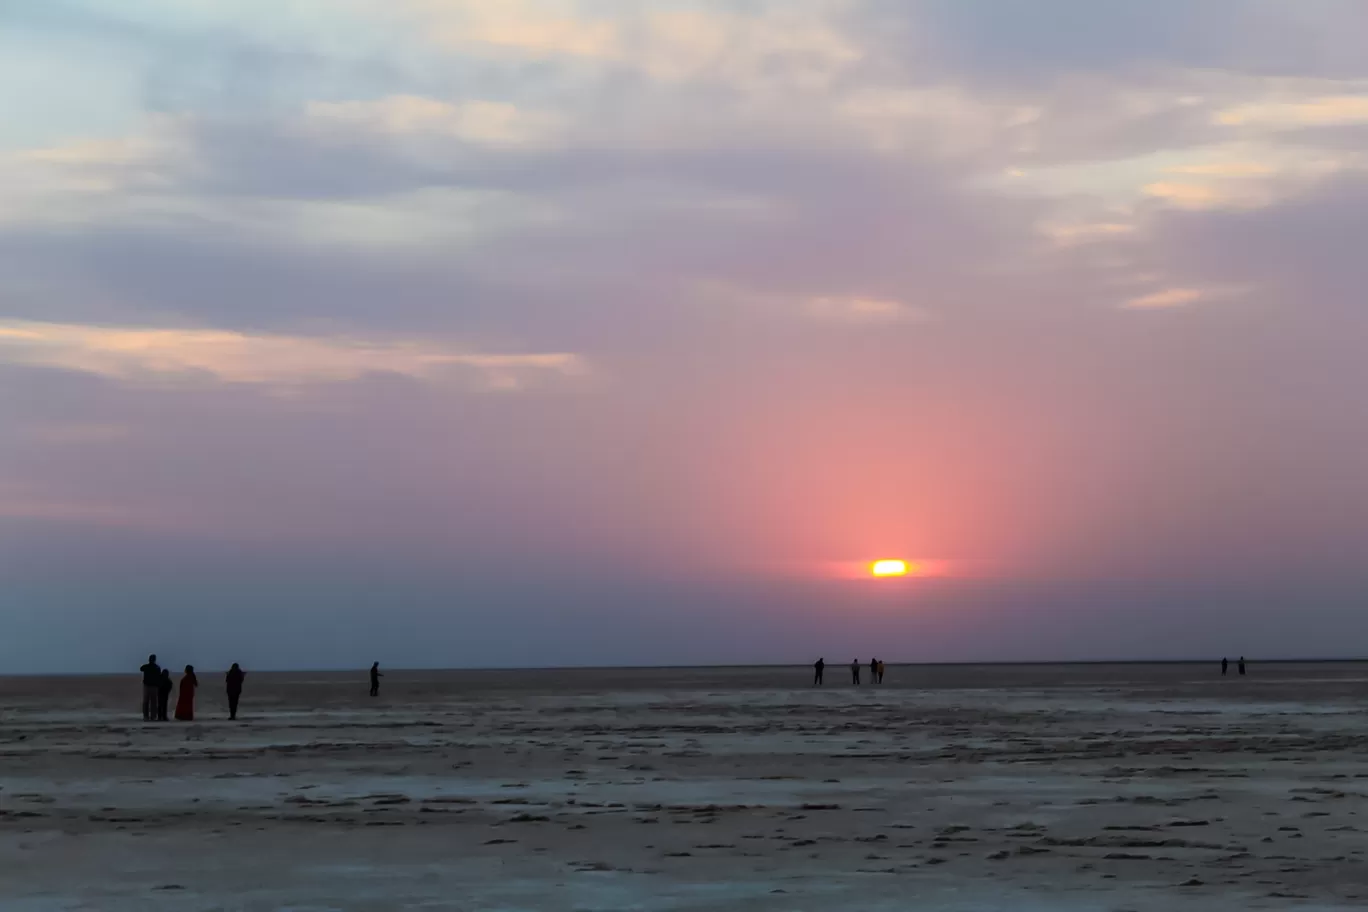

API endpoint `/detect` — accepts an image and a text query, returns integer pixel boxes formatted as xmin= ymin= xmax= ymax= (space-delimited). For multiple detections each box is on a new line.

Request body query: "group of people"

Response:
xmin=139 ymin=657 xmax=386 ymax=721
xmin=811 ymin=657 xmax=886 ymax=686
xmin=812 ymin=656 xmax=1254 ymax=686
xmin=139 ymin=655 xmax=246 ymax=722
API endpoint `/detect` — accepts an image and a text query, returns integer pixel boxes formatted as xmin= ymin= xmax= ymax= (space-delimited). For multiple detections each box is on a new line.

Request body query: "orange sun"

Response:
xmin=870 ymin=559 xmax=909 ymax=577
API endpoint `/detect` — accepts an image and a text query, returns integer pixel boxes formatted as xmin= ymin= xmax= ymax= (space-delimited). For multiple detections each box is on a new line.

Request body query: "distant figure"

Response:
xmin=1238 ymin=656 xmax=1246 ymax=676
xmin=850 ymin=659 xmax=861 ymax=686
xmin=140 ymin=654 xmax=161 ymax=722
xmin=877 ymin=659 xmax=886 ymax=684
xmin=226 ymin=663 xmax=246 ymax=720
xmin=370 ymin=662 xmax=383 ymax=697
xmin=175 ymin=665 xmax=199 ymax=721
xmin=157 ymin=668 xmax=173 ymax=722
xmin=1221 ymin=657 xmax=1229 ymax=676
xmin=869 ymin=658 xmax=878 ymax=685
xmin=813 ymin=658 xmax=825 ymax=686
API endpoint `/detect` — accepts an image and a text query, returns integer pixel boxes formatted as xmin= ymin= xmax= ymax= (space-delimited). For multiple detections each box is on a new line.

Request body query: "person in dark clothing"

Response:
xmin=369 ymin=662 xmax=383 ymax=697
xmin=157 ymin=668 xmax=173 ymax=721
xmin=226 ymin=663 xmax=246 ymax=720
xmin=850 ymin=659 xmax=861 ymax=686
xmin=175 ymin=665 xmax=198 ymax=721
xmin=140 ymin=654 xmax=161 ymax=721
xmin=1221 ymin=657 xmax=1228 ymax=676
xmin=1238 ymin=656 xmax=1246 ymax=676
xmin=813 ymin=658 xmax=825 ymax=686
xmin=869 ymin=658 xmax=878 ymax=685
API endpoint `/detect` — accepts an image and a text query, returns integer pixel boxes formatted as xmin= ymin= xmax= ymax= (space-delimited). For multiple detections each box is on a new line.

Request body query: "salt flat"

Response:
xmin=3 ymin=663 xmax=1368 ymax=910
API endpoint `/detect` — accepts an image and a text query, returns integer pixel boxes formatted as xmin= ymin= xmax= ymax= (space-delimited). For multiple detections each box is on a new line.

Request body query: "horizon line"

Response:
xmin=8 ymin=656 xmax=1368 ymax=677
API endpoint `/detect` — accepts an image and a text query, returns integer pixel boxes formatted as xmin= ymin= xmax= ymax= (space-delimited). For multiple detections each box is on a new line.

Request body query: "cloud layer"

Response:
xmin=0 ymin=320 xmax=584 ymax=388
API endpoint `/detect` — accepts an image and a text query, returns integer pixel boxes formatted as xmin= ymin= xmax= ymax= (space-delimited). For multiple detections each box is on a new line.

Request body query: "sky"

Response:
xmin=3 ymin=1 xmax=1368 ymax=672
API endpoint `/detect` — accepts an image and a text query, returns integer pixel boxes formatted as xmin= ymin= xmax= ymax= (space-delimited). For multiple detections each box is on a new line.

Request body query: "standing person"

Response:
xmin=1238 ymin=656 xmax=1247 ymax=676
xmin=369 ymin=662 xmax=382 ymax=697
xmin=174 ymin=665 xmax=199 ymax=721
xmin=869 ymin=658 xmax=878 ymax=685
xmin=877 ymin=659 xmax=885 ymax=684
xmin=813 ymin=657 xmax=825 ymax=686
xmin=140 ymin=654 xmax=161 ymax=721
xmin=1221 ymin=657 xmax=1229 ymax=676
xmin=157 ymin=668 xmax=174 ymax=722
xmin=226 ymin=663 xmax=246 ymax=720
xmin=850 ymin=659 xmax=861 ymax=686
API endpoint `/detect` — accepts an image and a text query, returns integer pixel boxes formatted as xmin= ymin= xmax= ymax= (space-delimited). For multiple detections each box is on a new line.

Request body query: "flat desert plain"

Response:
xmin=3 ymin=663 xmax=1368 ymax=910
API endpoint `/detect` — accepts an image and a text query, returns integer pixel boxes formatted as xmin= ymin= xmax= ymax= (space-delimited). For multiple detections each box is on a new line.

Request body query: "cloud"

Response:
xmin=1165 ymin=161 xmax=1275 ymax=177
xmin=1037 ymin=220 xmax=1136 ymax=247
xmin=1215 ymin=94 xmax=1368 ymax=129
xmin=1122 ymin=287 xmax=1205 ymax=309
xmin=0 ymin=320 xmax=585 ymax=389
xmin=836 ymin=87 xmax=1041 ymax=158
xmin=1 ymin=116 xmax=197 ymax=229
xmin=1121 ymin=285 xmax=1248 ymax=310
xmin=806 ymin=295 xmax=926 ymax=324
xmin=908 ymin=0 xmax=1368 ymax=85
xmin=304 ymin=95 xmax=564 ymax=146
xmin=3 ymin=116 xmax=561 ymax=248
xmin=1142 ymin=181 xmax=1227 ymax=209
xmin=12 ymin=115 xmax=190 ymax=186
xmin=1140 ymin=148 xmax=1358 ymax=210
xmin=694 ymin=282 xmax=936 ymax=328
xmin=406 ymin=0 xmax=861 ymax=85
xmin=408 ymin=0 xmax=619 ymax=59
xmin=1002 ymin=132 xmax=1364 ymax=214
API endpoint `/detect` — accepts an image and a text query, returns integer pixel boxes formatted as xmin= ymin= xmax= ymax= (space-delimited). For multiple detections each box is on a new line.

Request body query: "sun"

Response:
xmin=870 ymin=559 xmax=909 ymax=577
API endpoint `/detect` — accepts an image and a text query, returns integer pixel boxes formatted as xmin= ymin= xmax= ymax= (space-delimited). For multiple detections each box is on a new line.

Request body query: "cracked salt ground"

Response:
xmin=5 ymin=663 xmax=1368 ymax=910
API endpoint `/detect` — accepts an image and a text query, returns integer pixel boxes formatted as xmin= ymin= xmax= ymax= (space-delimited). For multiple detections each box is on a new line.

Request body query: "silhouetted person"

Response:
xmin=1238 ymin=656 xmax=1246 ymax=676
xmin=851 ymin=659 xmax=861 ymax=686
xmin=157 ymin=668 xmax=173 ymax=722
xmin=1222 ymin=657 xmax=1229 ymax=676
xmin=877 ymin=659 xmax=885 ymax=684
xmin=813 ymin=658 xmax=825 ymax=686
xmin=869 ymin=658 xmax=878 ymax=685
xmin=140 ymin=654 xmax=161 ymax=721
xmin=226 ymin=663 xmax=246 ymax=720
xmin=370 ymin=662 xmax=382 ymax=697
xmin=175 ymin=665 xmax=198 ymax=721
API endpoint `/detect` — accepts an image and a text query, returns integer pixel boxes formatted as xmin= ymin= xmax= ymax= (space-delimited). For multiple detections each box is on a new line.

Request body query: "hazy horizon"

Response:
xmin=13 ymin=656 xmax=1368 ymax=679
xmin=4 ymin=1 xmax=1368 ymax=674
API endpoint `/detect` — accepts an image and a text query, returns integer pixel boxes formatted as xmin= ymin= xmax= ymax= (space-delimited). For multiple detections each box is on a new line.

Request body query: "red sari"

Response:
xmin=174 ymin=671 xmax=198 ymax=721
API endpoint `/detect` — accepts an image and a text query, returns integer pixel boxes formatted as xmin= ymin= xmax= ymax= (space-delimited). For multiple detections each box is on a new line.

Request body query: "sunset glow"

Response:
xmin=3 ymin=0 xmax=1367 ymax=673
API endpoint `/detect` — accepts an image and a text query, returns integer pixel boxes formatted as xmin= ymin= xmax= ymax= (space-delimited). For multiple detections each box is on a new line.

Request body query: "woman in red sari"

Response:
xmin=174 ymin=665 xmax=199 ymax=721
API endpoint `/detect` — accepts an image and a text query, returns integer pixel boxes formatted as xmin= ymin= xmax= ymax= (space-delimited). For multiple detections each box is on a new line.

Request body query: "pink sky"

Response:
xmin=3 ymin=1 xmax=1368 ymax=671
